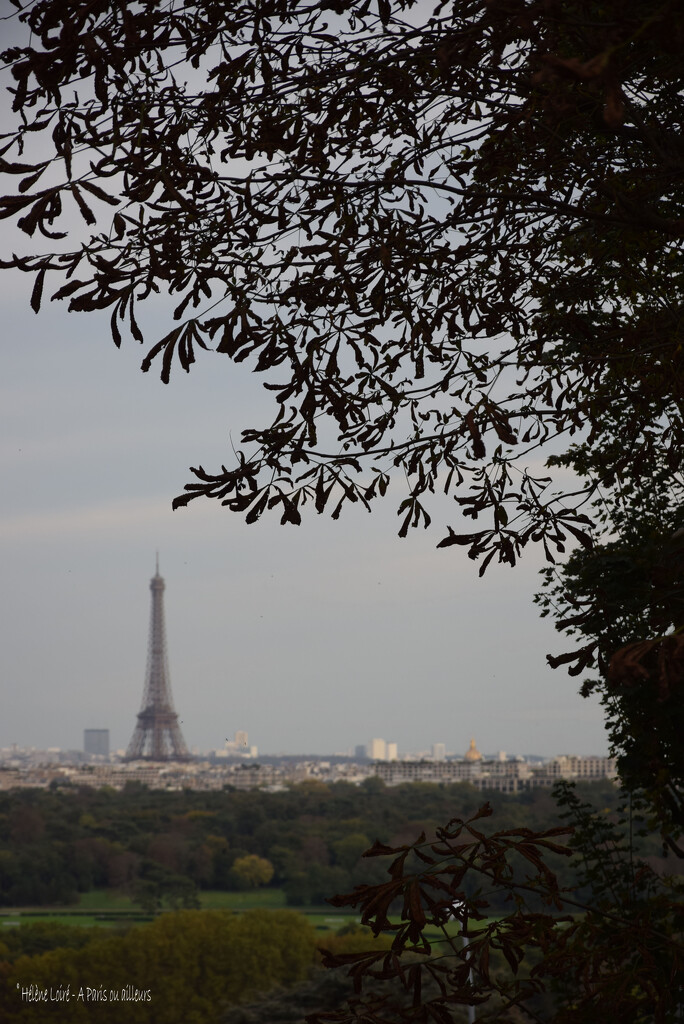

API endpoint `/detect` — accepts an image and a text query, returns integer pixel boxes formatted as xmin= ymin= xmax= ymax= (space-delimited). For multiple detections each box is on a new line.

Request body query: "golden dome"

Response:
xmin=464 ymin=737 xmax=483 ymax=762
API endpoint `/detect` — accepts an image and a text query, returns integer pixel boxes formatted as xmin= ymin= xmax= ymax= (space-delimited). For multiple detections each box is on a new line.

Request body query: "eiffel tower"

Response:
xmin=125 ymin=558 xmax=190 ymax=761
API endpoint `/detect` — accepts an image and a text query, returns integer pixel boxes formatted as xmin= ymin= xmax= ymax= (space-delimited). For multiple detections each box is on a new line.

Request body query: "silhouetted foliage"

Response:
xmin=537 ymin=482 xmax=684 ymax=854
xmin=1 ymin=0 xmax=682 ymax=569
xmin=310 ymin=792 xmax=684 ymax=1024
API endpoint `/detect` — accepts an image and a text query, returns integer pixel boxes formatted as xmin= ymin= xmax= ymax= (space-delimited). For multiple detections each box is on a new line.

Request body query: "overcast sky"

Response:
xmin=0 ymin=268 xmax=610 ymax=759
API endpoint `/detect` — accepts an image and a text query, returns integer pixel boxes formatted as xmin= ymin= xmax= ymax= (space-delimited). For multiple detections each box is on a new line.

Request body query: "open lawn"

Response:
xmin=0 ymin=889 xmax=359 ymax=932
xmin=0 ymin=889 xmax=469 ymax=938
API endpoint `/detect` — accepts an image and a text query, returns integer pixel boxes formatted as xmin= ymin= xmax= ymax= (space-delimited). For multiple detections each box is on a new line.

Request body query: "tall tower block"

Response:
xmin=125 ymin=560 xmax=189 ymax=761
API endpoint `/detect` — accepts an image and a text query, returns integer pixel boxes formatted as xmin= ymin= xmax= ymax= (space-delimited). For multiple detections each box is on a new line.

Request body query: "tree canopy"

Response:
xmin=2 ymin=0 xmax=682 ymax=569
xmin=537 ymin=479 xmax=684 ymax=853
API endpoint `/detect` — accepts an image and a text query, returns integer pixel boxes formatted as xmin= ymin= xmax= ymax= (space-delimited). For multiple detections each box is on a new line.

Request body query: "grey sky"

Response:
xmin=0 ymin=275 xmax=609 ymax=758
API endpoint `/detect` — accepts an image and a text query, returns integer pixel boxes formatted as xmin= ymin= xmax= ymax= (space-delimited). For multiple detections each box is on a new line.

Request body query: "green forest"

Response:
xmin=0 ymin=779 xmax=628 ymax=910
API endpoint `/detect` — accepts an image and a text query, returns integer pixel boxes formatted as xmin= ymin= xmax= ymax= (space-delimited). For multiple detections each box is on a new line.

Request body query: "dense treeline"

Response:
xmin=0 ymin=778 xmax=668 ymax=910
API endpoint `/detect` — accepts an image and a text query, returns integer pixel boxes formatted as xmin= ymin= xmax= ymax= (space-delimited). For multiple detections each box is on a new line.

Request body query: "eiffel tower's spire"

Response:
xmin=125 ymin=562 xmax=189 ymax=761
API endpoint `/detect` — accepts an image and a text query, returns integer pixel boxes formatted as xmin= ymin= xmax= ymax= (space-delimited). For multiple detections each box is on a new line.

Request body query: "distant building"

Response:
xmin=367 ymin=738 xmax=399 ymax=761
xmin=225 ymin=731 xmax=256 ymax=757
xmin=84 ymin=729 xmax=109 ymax=758
xmin=354 ymin=745 xmax=368 ymax=760
xmin=374 ymin=759 xmax=479 ymax=785
xmin=368 ymin=738 xmax=387 ymax=760
xmin=464 ymin=737 xmax=483 ymax=762
xmin=543 ymin=755 xmax=617 ymax=781
xmin=372 ymin=754 xmax=617 ymax=791
xmin=432 ymin=743 xmax=446 ymax=761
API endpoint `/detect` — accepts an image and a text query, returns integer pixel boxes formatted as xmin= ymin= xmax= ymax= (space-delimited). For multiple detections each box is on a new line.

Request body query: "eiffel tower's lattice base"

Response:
xmin=126 ymin=708 xmax=189 ymax=761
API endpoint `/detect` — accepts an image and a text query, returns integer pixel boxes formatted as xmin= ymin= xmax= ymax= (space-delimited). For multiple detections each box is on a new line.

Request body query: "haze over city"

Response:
xmin=1 ymin=287 xmax=608 ymax=758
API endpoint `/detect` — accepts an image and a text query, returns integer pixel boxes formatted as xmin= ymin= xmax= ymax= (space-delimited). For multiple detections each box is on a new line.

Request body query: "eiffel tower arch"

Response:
xmin=125 ymin=559 xmax=190 ymax=761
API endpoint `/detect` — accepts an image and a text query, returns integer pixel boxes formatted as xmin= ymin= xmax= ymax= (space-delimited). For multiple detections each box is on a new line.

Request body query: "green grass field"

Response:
xmin=0 ymin=889 xmax=473 ymax=939
xmin=0 ymin=889 xmax=364 ymax=933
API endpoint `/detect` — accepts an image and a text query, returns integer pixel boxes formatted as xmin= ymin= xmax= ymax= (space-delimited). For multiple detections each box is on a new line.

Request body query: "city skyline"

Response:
xmin=0 ymin=734 xmax=610 ymax=763
xmin=0 ymin=739 xmax=618 ymax=796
